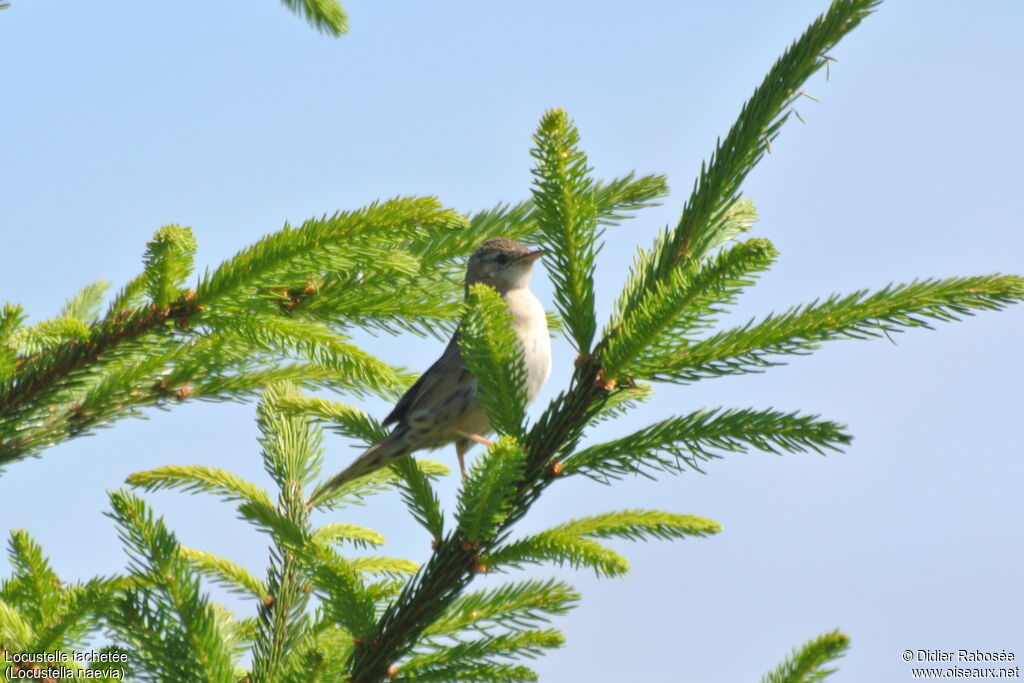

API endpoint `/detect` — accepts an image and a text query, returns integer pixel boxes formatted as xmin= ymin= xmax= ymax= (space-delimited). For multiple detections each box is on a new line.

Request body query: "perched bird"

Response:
xmin=315 ymin=237 xmax=551 ymax=496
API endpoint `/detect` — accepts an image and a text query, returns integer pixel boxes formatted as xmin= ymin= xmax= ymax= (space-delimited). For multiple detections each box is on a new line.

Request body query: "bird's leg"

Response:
xmin=455 ymin=441 xmax=467 ymax=479
xmin=453 ymin=429 xmax=494 ymax=447
xmin=453 ymin=430 xmax=494 ymax=480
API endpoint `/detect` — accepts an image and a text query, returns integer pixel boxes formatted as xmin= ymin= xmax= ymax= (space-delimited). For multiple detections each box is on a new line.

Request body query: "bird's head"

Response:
xmin=465 ymin=237 xmax=544 ymax=294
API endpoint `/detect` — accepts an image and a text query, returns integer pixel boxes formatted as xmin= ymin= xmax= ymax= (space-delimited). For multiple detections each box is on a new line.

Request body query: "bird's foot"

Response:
xmin=453 ymin=429 xmax=494 ymax=447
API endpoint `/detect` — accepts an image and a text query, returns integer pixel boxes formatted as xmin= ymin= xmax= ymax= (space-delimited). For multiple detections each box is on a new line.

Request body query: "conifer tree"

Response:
xmin=2 ymin=1 xmax=1022 ymax=682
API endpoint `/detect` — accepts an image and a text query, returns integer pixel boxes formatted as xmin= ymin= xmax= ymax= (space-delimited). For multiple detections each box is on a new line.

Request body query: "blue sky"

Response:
xmin=2 ymin=1 xmax=1022 ymax=681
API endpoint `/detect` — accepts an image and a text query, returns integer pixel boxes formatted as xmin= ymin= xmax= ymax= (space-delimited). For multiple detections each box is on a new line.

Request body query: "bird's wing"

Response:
xmin=382 ymin=332 xmax=467 ymax=426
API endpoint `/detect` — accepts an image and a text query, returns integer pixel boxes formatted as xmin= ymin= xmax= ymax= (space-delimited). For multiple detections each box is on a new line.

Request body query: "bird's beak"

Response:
xmin=519 ymin=249 xmax=545 ymax=265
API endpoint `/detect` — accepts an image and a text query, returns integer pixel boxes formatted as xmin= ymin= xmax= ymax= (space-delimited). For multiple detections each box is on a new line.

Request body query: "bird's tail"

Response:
xmin=309 ymin=434 xmax=408 ymax=506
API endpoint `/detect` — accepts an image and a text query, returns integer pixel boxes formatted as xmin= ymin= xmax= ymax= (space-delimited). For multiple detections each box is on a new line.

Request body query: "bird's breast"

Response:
xmin=505 ymin=288 xmax=552 ymax=402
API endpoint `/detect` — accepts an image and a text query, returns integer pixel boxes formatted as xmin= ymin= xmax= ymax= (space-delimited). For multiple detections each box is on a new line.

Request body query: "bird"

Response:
xmin=313 ymin=237 xmax=551 ymax=499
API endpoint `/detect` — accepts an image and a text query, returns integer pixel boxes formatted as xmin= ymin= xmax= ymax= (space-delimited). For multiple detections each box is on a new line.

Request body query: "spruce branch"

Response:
xmin=116 ymin=384 xmax=433 ymax=680
xmin=143 ymin=225 xmax=197 ymax=308
xmin=127 ymin=465 xmax=274 ymax=509
xmin=485 ymin=511 xmax=720 ymax=578
xmin=0 ymin=599 xmax=33 ymax=649
xmin=6 ymin=317 xmax=91 ymax=354
xmin=0 ymin=303 xmax=26 ymax=344
xmin=388 ymin=455 xmax=446 ymax=542
xmin=0 ymin=293 xmax=203 ymax=465
xmin=105 ymin=272 xmax=149 ymax=319
xmin=312 ymin=522 xmax=385 ymax=550
xmin=586 ymin=381 xmax=654 ymax=426
xmin=105 ymin=490 xmax=235 ymax=682
xmin=298 ymin=270 xmax=463 ymax=339
xmin=178 ymin=547 xmax=269 ymax=601
xmin=423 ymin=172 xmax=668 ymax=266
xmin=608 ymin=0 xmax=881 ymax=372
xmin=239 ymin=501 xmax=310 ymax=549
xmin=251 ymin=244 xmax=423 ymax=317
xmin=530 ymin=109 xmax=600 ymax=354
xmin=761 ymin=629 xmax=851 ymax=683
xmin=539 ymin=510 xmax=722 ymax=543
xmin=275 ymin=395 xmax=388 ymax=444
xmin=195 ymin=197 xmax=458 ymax=303
xmin=4 ymin=529 xmax=61 ymax=628
xmin=485 ymin=532 xmax=631 ymax=579
xmin=590 ymin=171 xmax=670 ymax=227
xmin=282 ymin=625 xmax=354 ymax=683
xmin=312 ymin=551 xmax=378 ymax=641
xmin=310 ymin=458 xmax=450 ymax=511
xmin=250 ymin=382 xmax=322 ymax=683
xmin=176 ymin=363 xmax=348 ymax=401
xmin=252 ymin=546 xmax=312 ymax=683
xmin=349 ymin=557 xmax=420 ymax=579
xmin=602 ymin=235 xmax=776 ymax=382
xmin=61 ymin=279 xmax=111 ymax=323
xmin=257 ymin=381 xmax=324 ymax=488
xmin=278 ymin=0 xmax=348 ymax=37
xmin=30 ymin=577 xmax=121 ymax=653
xmin=409 ymin=200 xmax=535 ymax=270
xmin=1 ymin=198 xmax=455 ymax=470
xmin=0 ymin=531 xmax=123 ymax=656
xmin=397 ymin=630 xmax=565 ymax=681
xmin=456 ymin=437 xmax=527 ymax=545
xmin=394 ymin=661 xmax=538 ymax=682
xmin=672 ymin=0 xmax=879 ymax=265
xmin=460 ymin=284 xmax=530 ymax=438
xmin=664 ymin=275 xmax=1024 ymax=383
xmin=565 ymin=408 xmax=852 ymax=481
xmin=424 ymin=579 xmax=580 ymax=639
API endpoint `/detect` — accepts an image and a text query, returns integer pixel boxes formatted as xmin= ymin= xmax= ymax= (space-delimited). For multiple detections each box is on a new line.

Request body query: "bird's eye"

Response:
xmin=495 ymin=253 xmax=510 ymax=265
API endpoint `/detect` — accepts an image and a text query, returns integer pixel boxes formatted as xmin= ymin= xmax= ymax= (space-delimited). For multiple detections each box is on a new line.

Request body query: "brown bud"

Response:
xmin=595 ymin=368 xmax=616 ymax=391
